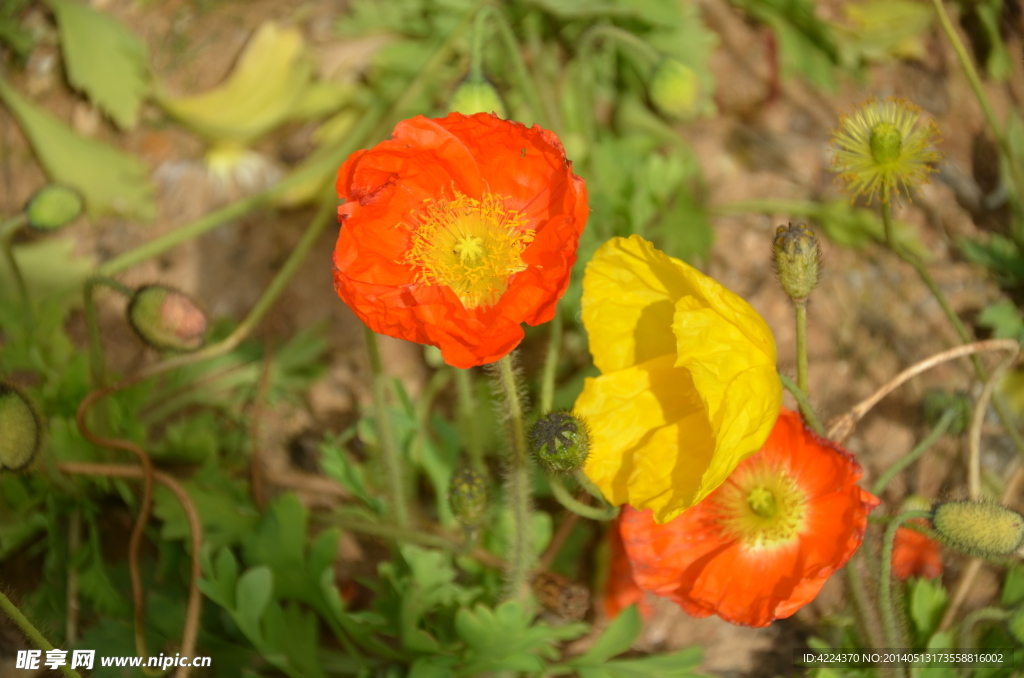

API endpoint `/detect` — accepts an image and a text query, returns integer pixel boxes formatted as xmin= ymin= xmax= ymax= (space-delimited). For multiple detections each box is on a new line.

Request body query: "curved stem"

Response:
xmin=968 ymin=348 xmax=1017 ymax=500
xmin=364 ymin=327 xmax=409 ymax=528
xmin=0 ymin=590 xmax=84 ymax=678
xmin=794 ymin=300 xmax=809 ymax=394
xmin=469 ymin=6 xmax=488 ymax=82
xmin=872 ymin=408 xmax=955 ymax=496
xmin=83 ymin=276 xmax=134 ymax=388
xmin=958 ymin=606 xmax=1009 ymax=650
xmin=548 ymin=474 xmax=618 ymax=521
xmin=1 ymin=213 xmax=30 ymax=321
xmin=778 ymin=372 xmax=826 ymax=436
xmin=577 ymin=24 xmax=662 ymax=69
xmin=478 ymin=4 xmax=551 ymax=128
xmin=881 ymin=510 xmax=932 ymax=653
xmin=539 ymin=310 xmax=562 ymax=414
xmin=498 ymin=354 xmax=534 ymax=604
xmin=56 ymin=462 xmax=203 ymax=678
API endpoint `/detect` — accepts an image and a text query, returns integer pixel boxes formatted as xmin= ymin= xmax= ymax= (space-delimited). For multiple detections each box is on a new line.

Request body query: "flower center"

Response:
xmin=716 ymin=458 xmax=807 ymax=550
xmin=869 ymin=121 xmax=902 ymax=164
xmin=403 ymin=190 xmax=534 ymax=309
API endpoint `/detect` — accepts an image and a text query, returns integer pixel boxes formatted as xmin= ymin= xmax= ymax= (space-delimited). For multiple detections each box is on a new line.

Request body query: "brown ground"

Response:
xmin=2 ymin=0 xmax=1024 ymax=675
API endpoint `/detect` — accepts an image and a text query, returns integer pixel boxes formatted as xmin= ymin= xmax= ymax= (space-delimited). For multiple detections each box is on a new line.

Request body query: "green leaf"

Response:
xmin=1002 ymin=564 xmax=1024 ymax=606
xmin=960 ymin=235 xmax=1024 ymax=285
xmin=0 ymin=77 xmax=156 ymax=220
xmin=408 ymin=657 xmax=457 ymax=678
xmin=319 ymin=432 xmax=385 ymax=513
xmin=48 ymin=0 xmax=150 ymax=129
xmin=0 ymin=236 xmax=94 ymax=306
xmin=907 ymin=576 xmax=948 ymax=643
xmin=526 ymin=0 xmax=682 ymax=27
xmin=570 ymin=605 xmax=642 ymax=667
xmin=977 ymin=300 xmax=1024 ymax=342
xmin=234 ymin=566 xmax=274 ymax=646
xmin=456 ymin=601 xmax=586 ymax=675
xmin=586 ymin=646 xmax=703 ymax=678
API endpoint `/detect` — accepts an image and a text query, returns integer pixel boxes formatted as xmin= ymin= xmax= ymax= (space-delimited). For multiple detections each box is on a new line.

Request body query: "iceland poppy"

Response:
xmin=333 ymin=112 xmax=588 ymax=368
xmin=617 ymin=408 xmax=879 ymax=627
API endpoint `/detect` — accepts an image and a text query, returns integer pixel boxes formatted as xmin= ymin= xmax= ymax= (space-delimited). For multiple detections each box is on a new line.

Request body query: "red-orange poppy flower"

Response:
xmin=892 ymin=521 xmax=943 ymax=581
xmin=619 ymin=408 xmax=880 ymax=628
xmin=604 ymin=518 xmax=653 ymax=620
xmin=333 ymin=112 xmax=588 ymax=368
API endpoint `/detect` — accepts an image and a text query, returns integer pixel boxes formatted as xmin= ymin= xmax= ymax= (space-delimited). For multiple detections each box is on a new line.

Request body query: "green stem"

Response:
xmin=548 ymin=474 xmax=618 ymax=521
xmin=83 ymin=276 xmax=134 ymax=388
xmin=778 ymin=372 xmax=826 ymax=437
xmin=881 ymin=510 xmax=932 ymax=656
xmin=539 ymin=310 xmax=562 ymax=414
xmin=364 ymin=327 xmax=409 ymax=528
xmin=577 ymin=24 xmax=662 ymax=68
xmin=872 ymin=408 xmax=955 ymax=496
xmin=455 ymin=367 xmax=484 ymax=471
xmin=794 ymin=300 xmax=809 ymax=395
xmin=477 ymin=4 xmax=551 ymax=128
xmin=498 ymin=354 xmax=534 ymax=604
xmin=880 ymin=201 xmax=1024 ymax=463
xmin=469 ymin=6 xmax=488 ymax=82
xmin=1 ymin=213 xmax=30 ymax=320
xmin=845 ymin=550 xmax=886 ymax=651
xmin=929 ymin=0 xmax=1024 ymax=229
xmin=0 ymin=589 xmax=84 ymax=678
xmin=958 ymin=606 xmax=1009 ymax=650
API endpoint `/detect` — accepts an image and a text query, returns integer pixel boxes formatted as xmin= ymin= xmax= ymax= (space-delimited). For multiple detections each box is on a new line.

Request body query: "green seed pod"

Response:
xmin=25 ymin=185 xmax=83 ymax=231
xmin=449 ymin=466 xmax=488 ymax=526
xmin=127 ymin=285 xmax=207 ymax=352
xmin=0 ymin=383 xmax=41 ymax=472
xmin=931 ymin=500 xmax=1024 ymax=558
xmin=529 ymin=410 xmax=591 ymax=474
xmin=772 ymin=223 xmax=822 ymax=302
xmin=1008 ymin=608 xmax=1024 ymax=646
xmin=449 ymin=78 xmax=507 ymax=119
xmin=920 ymin=389 xmax=972 ymax=436
xmin=649 ymin=57 xmax=700 ymax=120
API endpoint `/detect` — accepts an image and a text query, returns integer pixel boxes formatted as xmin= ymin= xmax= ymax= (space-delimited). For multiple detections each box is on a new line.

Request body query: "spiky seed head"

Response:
xmin=529 ymin=410 xmax=590 ymax=474
xmin=0 ymin=383 xmax=41 ymax=472
xmin=128 ymin=285 xmax=207 ymax=352
xmin=449 ymin=466 xmax=488 ymax=526
xmin=772 ymin=222 xmax=821 ymax=302
xmin=931 ymin=500 xmax=1024 ymax=558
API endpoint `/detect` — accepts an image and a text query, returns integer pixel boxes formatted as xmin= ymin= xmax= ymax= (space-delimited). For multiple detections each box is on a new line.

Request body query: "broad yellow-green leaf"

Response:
xmin=156 ymin=22 xmax=313 ymax=145
xmin=0 ymin=78 xmax=155 ymax=220
xmin=0 ymin=236 xmax=95 ymax=304
xmin=837 ymin=0 xmax=933 ymax=64
xmin=48 ymin=0 xmax=150 ymax=129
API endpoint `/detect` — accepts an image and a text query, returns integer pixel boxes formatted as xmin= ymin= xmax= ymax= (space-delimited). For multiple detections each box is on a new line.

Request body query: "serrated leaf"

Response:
xmin=907 ymin=576 xmax=948 ymax=643
xmin=838 ymin=0 xmax=933 ymax=63
xmin=570 ymin=605 xmax=642 ymax=667
xmin=597 ymin=646 xmax=703 ymax=678
xmin=48 ymin=0 xmax=150 ymax=129
xmin=977 ymin=300 xmax=1024 ymax=341
xmin=0 ymin=77 xmax=155 ymax=220
xmin=235 ymin=566 xmax=273 ymax=645
xmin=456 ymin=601 xmax=584 ymax=675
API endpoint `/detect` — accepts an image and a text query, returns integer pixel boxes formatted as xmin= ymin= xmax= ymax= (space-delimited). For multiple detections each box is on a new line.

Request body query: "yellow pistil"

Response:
xmin=716 ymin=459 xmax=806 ymax=550
xmin=403 ymin=190 xmax=534 ymax=309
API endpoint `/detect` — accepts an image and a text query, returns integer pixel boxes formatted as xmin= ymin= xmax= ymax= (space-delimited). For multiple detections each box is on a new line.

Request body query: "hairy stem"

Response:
xmin=83 ymin=276 xmax=134 ymax=388
xmin=778 ymin=372 xmax=826 ymax=436
xmin=872 ymin=408 xmax=955 ymax=496
xmin=958 ymin=606 xmax=1009 ymax=650
xmin=498 ymin=354 xmax=534 ymax=603
xmin=548 ymin=474 xmax=618 ymax=521
xmin=0 ymin=589 xmax=84 ymax=678
xmin=794 ymin=300 xmax=809 ymax=394
xmin=881 ymin=510 xmax=932 ymax=656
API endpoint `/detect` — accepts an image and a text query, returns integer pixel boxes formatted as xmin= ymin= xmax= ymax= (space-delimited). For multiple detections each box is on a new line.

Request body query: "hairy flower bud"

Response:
xmin=0 ymin=383 xmax=41 ymax=472
xmin=449 ymin=78 xmax=507 ymax=119
xmin=449 ymin=466 xmax=488 ymax=526
xmin=128 ymin=285 xmax=208 ymax=352
xmin=931 ymin=500 xmax=1024 ymax=558
xmin=649 ymin=58 xmax=700 ymax=120
xmin=25 ymin=184 xmax=83 ymax=231
xmin=772 ymin=223 xmax=821 ymax=302
xmin=529 ymin=410 xmax=590 ymax=474
xmin=920 ymin=389 xmax=972 ymax=436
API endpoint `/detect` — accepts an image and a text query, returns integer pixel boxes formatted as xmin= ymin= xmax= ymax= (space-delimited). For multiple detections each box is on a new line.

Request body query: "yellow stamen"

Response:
xmin=716 ymin=459 xmax=806 ymax=550
xmin=403 ymin=190 xmax=534 ymax=309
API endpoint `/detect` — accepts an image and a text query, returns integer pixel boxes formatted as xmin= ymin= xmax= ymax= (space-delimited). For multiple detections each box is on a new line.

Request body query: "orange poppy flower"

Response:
xmin=604 ymin=518 xmax=653 ymax=620
xmin=619 ymin=408 xmax=880 ymax=628
xmin=892 ymin=521 xmax=943 ymax=581
xmin=333 ymin=112 xmax=588 ymax=368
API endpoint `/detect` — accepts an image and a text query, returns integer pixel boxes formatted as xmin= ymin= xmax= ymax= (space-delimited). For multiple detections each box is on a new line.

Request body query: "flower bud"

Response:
xmin=931 ymin=500 xmax=1024 ymax=558
xmin=772 ymin=223 xmax=821 ymax=302
xmin=449 ymin=78 xmax=507 ymax=119
xmin=127 ymin=285 xmax=208 ymax=352
xmin=449 ymin=466 xmax=488 ymax=526
xmin=920 ymin=389 xmax=972 ymax=436
xmin=649 ymin=57 xmax=700 ymax=120
xmin=25 ymin=184 xmax=83 ymax=231
xmin=529 ymin=410 xmax=590 ymax=474
xmin=0 ymin=383 xmax=41 ymax=472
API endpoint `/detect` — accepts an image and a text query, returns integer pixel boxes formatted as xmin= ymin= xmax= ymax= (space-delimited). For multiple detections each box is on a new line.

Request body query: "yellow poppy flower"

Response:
xmin=574 ymin=235 xmax=782 ymax=524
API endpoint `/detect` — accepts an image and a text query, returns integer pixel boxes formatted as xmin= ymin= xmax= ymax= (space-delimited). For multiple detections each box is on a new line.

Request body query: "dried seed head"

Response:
xmin=529 ymin=410 xmax=590 ymax=474
xmin=772 ymin=223 xmax=821 ymax=302
xmin=128 ymin=285 xmax=207 ymax=352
